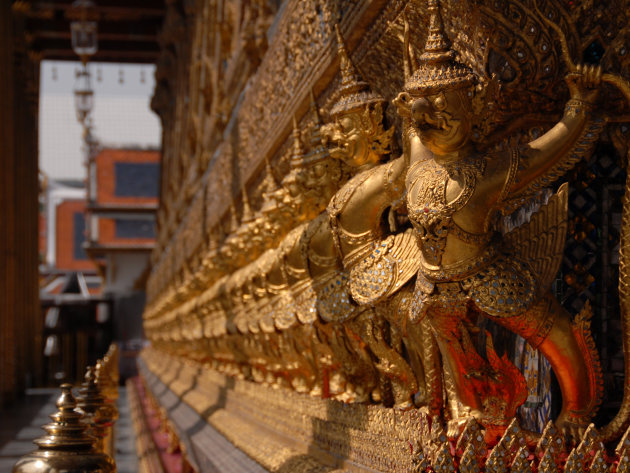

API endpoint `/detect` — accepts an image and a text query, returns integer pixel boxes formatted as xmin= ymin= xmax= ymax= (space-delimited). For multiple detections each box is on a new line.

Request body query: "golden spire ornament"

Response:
xmin=261 ymin=156 xmax=278 ymax=195
xmin=307 ymin=90 xmax=325 ymax=149
xmin=297 ymin=90 xmax=330 ymax=168
xmin=329 ymin=24 xmax=385 ymax=118
xmin=12 ymin=384 xmax=115 ymax=473
xmin=95 ymin=360 xmax=119 ymax=456
xmin=228 ymin=200 xmax=239 ymax=233
xmin=95 ymin=359 xmax=118 ymax=403
xmin=240 ymin=184 xmax=254 ymax=224
xmin=335 ymin=24 xmax=361 ymax=89
xmin=404 ymin=0 xmax=475 ymax=93
xmin=75 ymin=366 xmax=117 ymax=455
xmin=289 ymin=116 xmax=307 ymax=169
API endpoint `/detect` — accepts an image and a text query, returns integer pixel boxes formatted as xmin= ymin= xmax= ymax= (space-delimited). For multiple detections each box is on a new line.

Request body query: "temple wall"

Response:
xmin=142 ymin=0 xmax=630 ymax=471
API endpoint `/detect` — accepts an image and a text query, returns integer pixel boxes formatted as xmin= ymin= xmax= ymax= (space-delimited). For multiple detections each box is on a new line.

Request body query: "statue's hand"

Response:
xmin=565 ymin=63 xmax=602 ymax=105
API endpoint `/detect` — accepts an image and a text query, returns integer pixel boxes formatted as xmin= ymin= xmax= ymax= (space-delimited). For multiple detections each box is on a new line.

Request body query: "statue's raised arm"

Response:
xmin=511 ymin=65 xmax=605 ymax=197
xmin=400 ymin=0 xmax=606 ymax=441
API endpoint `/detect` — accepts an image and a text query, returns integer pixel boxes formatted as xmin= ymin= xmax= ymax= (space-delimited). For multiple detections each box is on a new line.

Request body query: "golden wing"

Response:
xmin=503 ymin=183 xmax=568 ymax=291
xmin=349 ymin=228 xmax=421 ymax=305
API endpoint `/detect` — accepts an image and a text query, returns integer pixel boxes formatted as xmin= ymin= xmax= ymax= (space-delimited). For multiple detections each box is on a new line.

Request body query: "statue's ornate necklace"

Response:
xmin=327 ymin=166 xmax=380 ymax=258
xmin=408 ymin=156 xmax=486 ymax=266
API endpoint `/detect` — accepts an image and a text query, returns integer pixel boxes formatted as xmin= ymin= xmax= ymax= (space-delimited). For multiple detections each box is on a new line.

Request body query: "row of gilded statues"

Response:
xmin=145 ymin=0 xmax=630 ymax=443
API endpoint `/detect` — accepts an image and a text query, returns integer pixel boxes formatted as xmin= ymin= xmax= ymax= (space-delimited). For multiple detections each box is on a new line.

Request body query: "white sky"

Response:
xmin=39 ymin=61 xmax=161 ymax=181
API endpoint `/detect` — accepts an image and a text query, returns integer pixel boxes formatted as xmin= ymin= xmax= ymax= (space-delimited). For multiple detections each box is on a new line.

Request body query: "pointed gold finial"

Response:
xmin=335 ymin=24 xmax=361 ymax=90
xmin=292 ymin=115 xmax=299 ymax=135
xmin=403 ymin=12 xmax=412 ymax=83
xmin=404 ymin=0 xmax=475 ymax=94
xmin=39 ymin=384 xmax=93 ymax=449
xmin=228 ymin=200 xmax=239 ymax=232
xmin=76 ymin=366 xmax=117 ymax=455
xmin=95 ymin=359 xmax=118 ymax=402
xmin=12 ymin=384 xmax=115 ymax=473
xmin=330 ymin=24 xmax=385 ymax=118
xmin=423 ymin=0 xmax=451 ymax=57
xmin=240 ymin=185 xmax=253 ymax=224
xmin=261 ymin=156 xmax=278 ymax=194
xmin=289 ymin=116 xmax=307 ymax=169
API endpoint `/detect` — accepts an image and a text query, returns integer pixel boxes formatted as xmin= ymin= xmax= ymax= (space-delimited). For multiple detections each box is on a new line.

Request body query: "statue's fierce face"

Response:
xmin=321 ymin=112 xmax=375 ymax=168
xmin=411 ymin=88 xmax=473 ymax=156
xmin=321 ymin=103 xmax=391 ymax=169
xmin=322 ymin=114 xmax=366 ymax=165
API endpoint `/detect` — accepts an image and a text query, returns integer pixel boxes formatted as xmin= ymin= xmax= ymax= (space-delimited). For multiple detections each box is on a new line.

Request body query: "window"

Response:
xmin=114 ymin=162 xmax=159 ymax=197
xmin=73 ymin=212 xmax=88 ymax=260
xmin=115 ymin=218 xmax=156 ymax=239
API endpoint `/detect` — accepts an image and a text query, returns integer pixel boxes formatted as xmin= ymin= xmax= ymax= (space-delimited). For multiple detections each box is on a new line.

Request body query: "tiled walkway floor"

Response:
xmin=115 ymin=387 xmax=139 ymax=473
xmin=0 ymin=387 xmax=138 ymax=472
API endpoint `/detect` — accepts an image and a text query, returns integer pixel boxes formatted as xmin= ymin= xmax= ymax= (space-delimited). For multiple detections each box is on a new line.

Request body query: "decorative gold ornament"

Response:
xmin=401 ymin=0 xmax=608 ymax=436
xmin=403 ymin=0 xmax=476 ymax=94
xmin=12 ymin=384 xmax=115 ymax=473
xmin=75 ymin=366 xmax=116 ymax=455
xmin=94 ymin=359 xmax=119 ymax=456
xmin=95 ymin=359 xmax=118 ymax=403
xmin=141 ymin=0 xmax=630 ymax=470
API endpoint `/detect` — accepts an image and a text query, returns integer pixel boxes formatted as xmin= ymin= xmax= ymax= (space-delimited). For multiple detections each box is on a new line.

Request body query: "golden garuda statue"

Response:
xmin=143 ymin=0 xmax=630 ymax=462
xmin=397 ymin=0 xmax=606 ymax=438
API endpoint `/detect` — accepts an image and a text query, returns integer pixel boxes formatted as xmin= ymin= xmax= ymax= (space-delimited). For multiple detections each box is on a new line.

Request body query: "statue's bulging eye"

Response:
xmin=433 ymin=94 xmax=446 ymax=111
xmin=340 ymin=117 xmax=354 ymax=132
xmin=313 ymin=163 xmax=326 ymax=177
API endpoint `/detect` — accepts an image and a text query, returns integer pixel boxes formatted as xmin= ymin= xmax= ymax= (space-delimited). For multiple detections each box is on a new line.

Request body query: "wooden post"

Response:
xmin=0 ymin=4 xmax=41 ymax=405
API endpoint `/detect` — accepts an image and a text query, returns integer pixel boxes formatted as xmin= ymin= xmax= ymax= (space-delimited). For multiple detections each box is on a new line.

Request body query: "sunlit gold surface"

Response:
xmin=95 ymin=357 xmax=119 ymax=457
xmin=141 ymin=348 xmax=630 ymax=473
xmin=399 ymin=0 xmax=607 ymax=437
xmin=75 ymin=366 xmax=116 ymax=456
xmin=12 ymin=384 xmax=115 ymax=473
xmin=141 ymin=0 xmax=630 ymax=469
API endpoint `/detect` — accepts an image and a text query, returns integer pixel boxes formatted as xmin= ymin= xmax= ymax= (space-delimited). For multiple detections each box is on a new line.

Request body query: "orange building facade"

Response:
xmin=54 ymin=199 xmax=94 ymax=272
xmin=86 ymin=148 xmax=159 ymax=257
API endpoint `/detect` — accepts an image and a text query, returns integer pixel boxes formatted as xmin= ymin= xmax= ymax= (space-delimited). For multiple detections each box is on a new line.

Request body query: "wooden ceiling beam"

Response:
xmin=16 ymin=0 xmax=166 ymax=64
xmin=25 ymin=0 xmax=165 ymax=19
xmin=25 ymin=18 xmax=160 ymax=42
xmin=41 ymin=50 xmax=160 ymax=64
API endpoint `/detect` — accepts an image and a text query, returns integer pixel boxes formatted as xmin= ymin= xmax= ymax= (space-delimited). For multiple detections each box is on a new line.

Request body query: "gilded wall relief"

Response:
xmin=144 ymin=0 xmax=630 ymax=468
